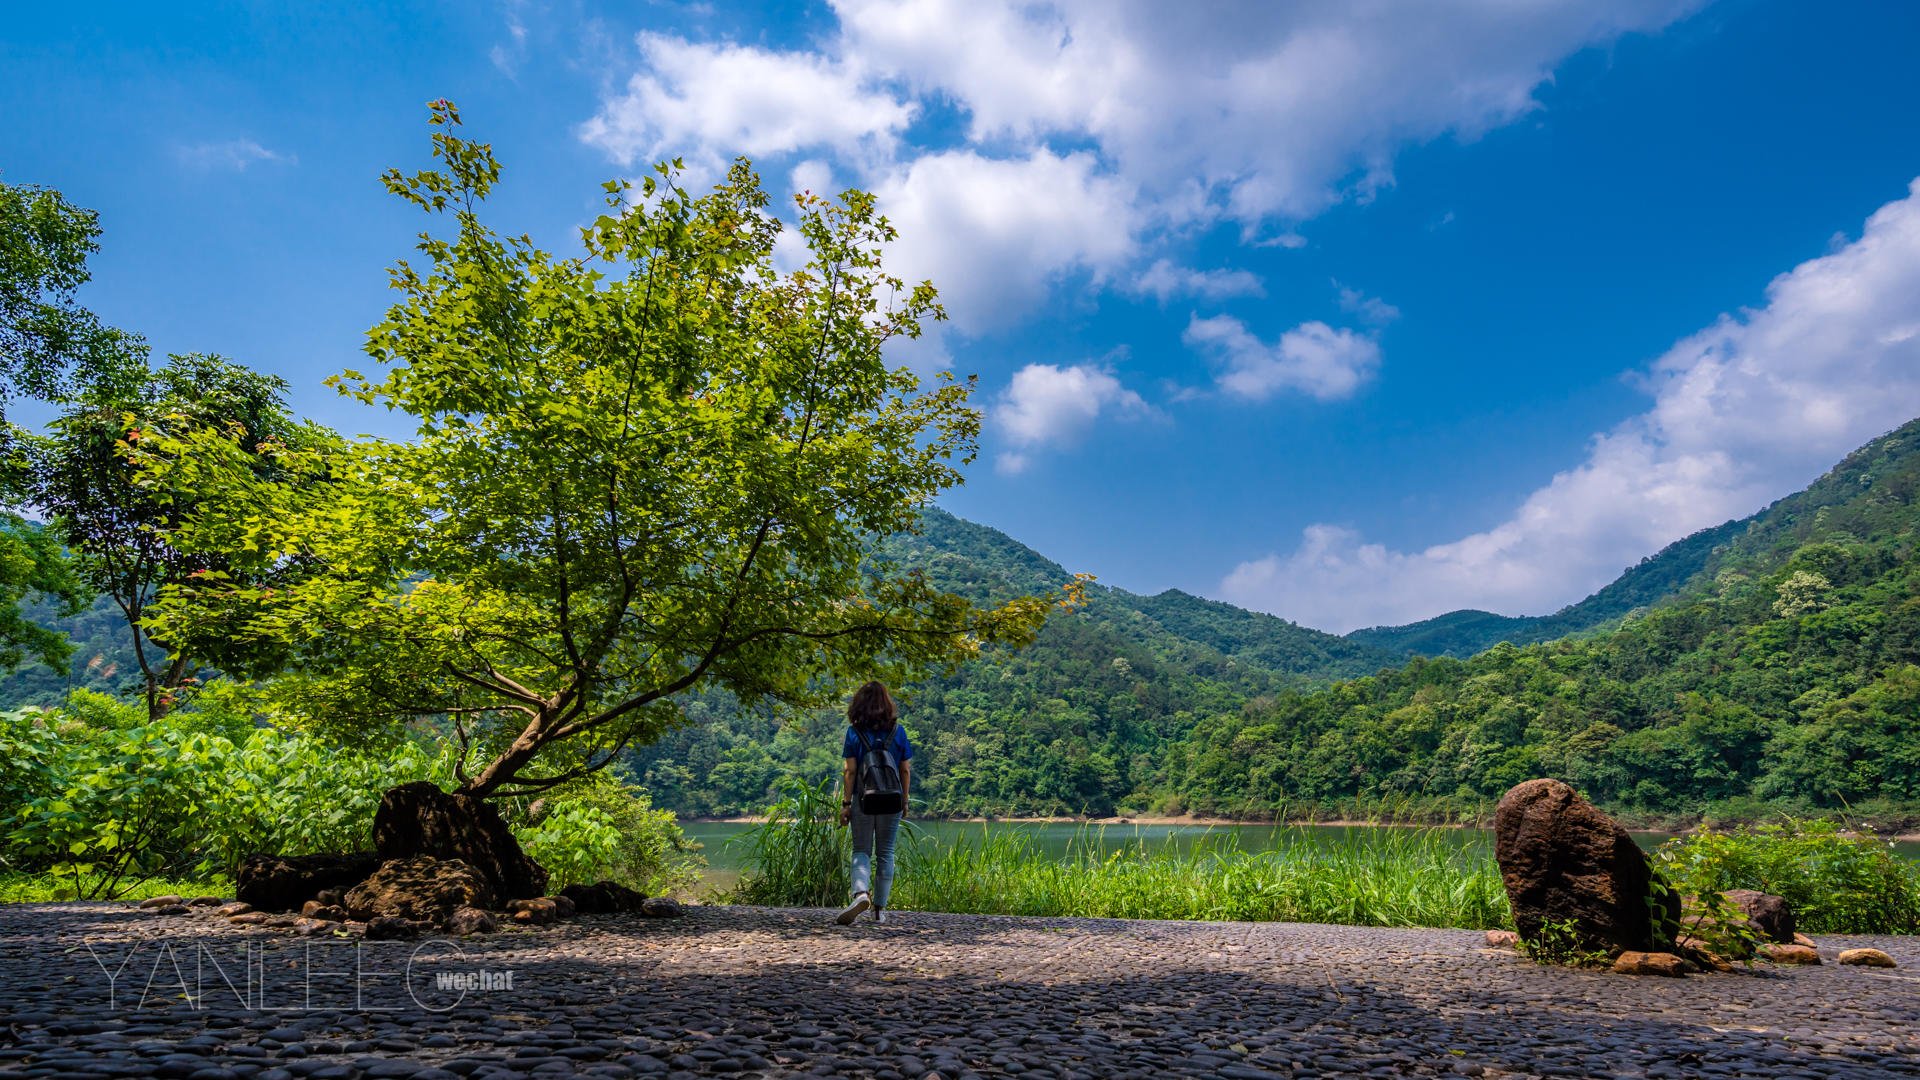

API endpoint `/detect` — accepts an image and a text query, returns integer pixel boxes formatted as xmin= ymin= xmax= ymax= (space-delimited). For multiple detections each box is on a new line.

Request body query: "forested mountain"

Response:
xmin=1345 ymin=516 xmax=1751 ymax=658
xmin=0 ymin=593 xmax=148 ymax=705
xmin=625 ymin=508 xmax=1403 ymax=817
xmin=1181 ymin=417 xmax=1920 ymax=824
xmin=11 ymin=420 xmax=1920 ymax=825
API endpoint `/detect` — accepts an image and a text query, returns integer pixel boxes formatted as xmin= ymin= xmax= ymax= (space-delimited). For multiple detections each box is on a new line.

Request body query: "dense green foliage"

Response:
xmin=0 ymin=179 xmax=145 ymax=430
xmin=0 ymin=694 xmax=699 ymax=899
xmin=30 ymin=353 xmax=329 ymax=718
xmin=1652 ymin=820 xmax=1920 ymax=934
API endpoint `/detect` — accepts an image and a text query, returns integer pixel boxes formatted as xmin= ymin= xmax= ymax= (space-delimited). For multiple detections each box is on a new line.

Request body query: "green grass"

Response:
xmin=726 ymin=791 xmax=1513 ymax=929
xmin=0 ymin=871 xmax=225 ymax=904
xmin=892 ymin=823 xmax=1513 ymax=929
xmin=725 ymin=794 xmax=1920 ymax=934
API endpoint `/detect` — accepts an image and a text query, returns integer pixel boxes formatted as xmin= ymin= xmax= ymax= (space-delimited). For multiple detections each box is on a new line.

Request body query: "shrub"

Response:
xmin=509 ymin=772 xmax=701 ymax=895
xmin=1652 ymin=819 xmax=1920 ymax=934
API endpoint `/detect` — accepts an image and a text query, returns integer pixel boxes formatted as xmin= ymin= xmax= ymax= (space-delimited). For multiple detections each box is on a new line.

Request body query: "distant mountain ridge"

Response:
xmin=1348 ymin=417 xmax=1920 ymax=659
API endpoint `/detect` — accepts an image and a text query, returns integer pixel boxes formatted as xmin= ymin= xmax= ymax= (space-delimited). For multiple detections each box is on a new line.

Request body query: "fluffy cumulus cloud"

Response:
xmin=873 ymin=149 xmax=1142 ymax=333
xmin=580 ymin=1 xmax=1701 ymax=335
xmin=994 ymin=363 xmax=1152 ymax=474
xmin=830 ymin=0 xmax=1702 ymax=225
xmin=1184 ymin=314 xmax=1381 ymax=401
xmin=579 ymin=33 xmax=916 ymax=169
xmin=1223 ymin=180 xmax=1920 ymax=633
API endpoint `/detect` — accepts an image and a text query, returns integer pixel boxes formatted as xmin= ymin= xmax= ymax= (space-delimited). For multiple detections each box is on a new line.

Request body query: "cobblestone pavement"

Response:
xmin=2 ymin=903 xmax=1916 ymax=1080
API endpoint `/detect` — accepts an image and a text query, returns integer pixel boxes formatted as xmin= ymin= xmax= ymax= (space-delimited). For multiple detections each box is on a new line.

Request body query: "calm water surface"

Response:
xmin=678 ymin=820 xmax=1919 ymax=894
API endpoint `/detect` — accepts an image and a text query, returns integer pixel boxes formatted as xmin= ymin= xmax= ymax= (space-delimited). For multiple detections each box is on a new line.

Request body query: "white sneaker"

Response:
xmin=836 ymin=893 xmax=871 ymax=925
xmin=873 ymin=909 xmax=887 ymax=924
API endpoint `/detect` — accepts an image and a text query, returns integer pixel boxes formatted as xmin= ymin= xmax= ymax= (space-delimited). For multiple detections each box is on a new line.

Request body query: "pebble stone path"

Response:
xmin=2 ymin=903 xmax=1916 ymax=1080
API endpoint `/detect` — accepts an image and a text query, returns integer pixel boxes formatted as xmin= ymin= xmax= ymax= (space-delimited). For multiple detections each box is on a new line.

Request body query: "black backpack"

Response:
xmin=852 ymin=727 xmax=905 ymax=815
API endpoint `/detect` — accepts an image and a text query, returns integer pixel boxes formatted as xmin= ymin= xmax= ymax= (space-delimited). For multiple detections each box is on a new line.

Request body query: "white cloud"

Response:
xmin=1336 ymin=282 xmax=1401 ymax=325
xmin=790 ymin=159 xmax=835 ymax=200
xmin=1223 ymin=179 xmax=1920 ymax=633
xmin=579 ymin=33 xmax=915 ymax=169
xmin=831 ymin=0 xmax=1702 ymax=226
xmin=1133 ymin=259 xmax=1266 ymax=303
xmin=994 ymin=362 xmax=1152 ymax=473
xmin=1184 ymin=315 xmax=1381 ymax=402
xmin=579 ymin=2 xmax=1702 ymax=338
xmin=873 ymin=149 xmax=1141 ymax=334
xmin=175 ymin=139 xmax=290 ymax=172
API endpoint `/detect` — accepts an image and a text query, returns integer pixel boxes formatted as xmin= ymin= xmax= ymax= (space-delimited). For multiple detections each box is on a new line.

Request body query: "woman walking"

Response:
xmin=837 ymin=680 xmax=912 ymax=925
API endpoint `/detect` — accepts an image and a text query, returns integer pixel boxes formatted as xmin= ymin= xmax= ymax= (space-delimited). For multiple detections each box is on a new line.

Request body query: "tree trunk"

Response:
xmin=371 ymin=781 xmax=549 ymax=901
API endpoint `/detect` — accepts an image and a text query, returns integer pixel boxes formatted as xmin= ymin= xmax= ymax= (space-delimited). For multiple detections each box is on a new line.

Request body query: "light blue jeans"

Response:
xmin=849 ymin=805 xmax=900 ymax=910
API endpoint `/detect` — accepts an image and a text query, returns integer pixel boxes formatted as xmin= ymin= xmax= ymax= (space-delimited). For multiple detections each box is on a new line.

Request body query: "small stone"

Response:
xmin=315 ymin=888 xmax=346 ymax=906
xmin=548 ymin=895 xmax=576 ymax=918
xmin=1483 ymin=930 xmax=1519 ymax=948
xmin=301 ymin=901 xmax=348 ymax=920
xmin=291 ymin=917 xmax=337 ymax=937
xmin=365 ymin=916 xmax=419 ymax=941
xmin=229 ymin=912 xmax=269 ymax=926
xmin=1612 ymin=951 xmax=1690 ymax=976
xmin=1837 ymin=948 xmax=1896 ymax=968
xmin=186 ymin=895 xmax=226 ymax=907
xmin=1792 ymin=932 xmax=1817 ymax=948
xmin=446 ymin=907 xmax=498 ymax=935
xmin=509 ymin=898 xmax=558 ymax=925
xmin=640 ymin=897 xmax=683 ymax=918
xmin=139 ymin=895 xmax=185 ymax=909
xmin=1761 ymin=943 xmax=1821 ymax=965
xmin=217 ymin=902 xmax=254 ymax=917
xmin=155 ymin=904 xmax=192 ymax=916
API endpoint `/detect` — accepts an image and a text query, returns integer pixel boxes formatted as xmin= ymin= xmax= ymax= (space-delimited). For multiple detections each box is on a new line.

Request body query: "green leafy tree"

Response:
xmin=0 ymin=178 xmax=147 ymax=677
xmin=144 ymin=103 xmax=1067 ymax=801
xmin=31 ymin=353 xmax=332 ymax=718
xmin=0 ymin=179 xmax=146 ymax=435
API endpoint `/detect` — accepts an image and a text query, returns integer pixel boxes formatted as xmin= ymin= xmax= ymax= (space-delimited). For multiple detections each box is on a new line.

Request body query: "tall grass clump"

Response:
xmin=730 ymin=813 xmax=1512 ymax=929
xmin=1653 ymin=819 xmax=1920 ymax=934
xmin=725 ymin=776 xmax=852 ymax=907
xmin=895 ymin=824 xmax=1510 ymax=929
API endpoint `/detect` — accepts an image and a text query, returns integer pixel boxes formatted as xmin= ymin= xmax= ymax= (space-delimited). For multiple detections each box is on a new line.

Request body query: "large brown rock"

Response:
xmin=343 ymin=856 xmax=495 ymax=924
xmin=372 ymin=782 xmax=548 ymax=901
xmin=235 ymin=852 xmax=380 ymax=913
xmin=1722 ymin=889 xmax=1796 ymax=944
xmin=1494 ymin=779 xmax=1677 ymax=954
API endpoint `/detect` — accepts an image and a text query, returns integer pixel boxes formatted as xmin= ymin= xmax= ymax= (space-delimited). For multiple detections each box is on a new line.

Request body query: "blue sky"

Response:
xmin=6 ymin=1 xmax=1920 ymax=632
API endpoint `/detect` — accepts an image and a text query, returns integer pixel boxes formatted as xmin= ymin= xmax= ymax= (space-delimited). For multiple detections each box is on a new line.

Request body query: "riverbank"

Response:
xmin=6 ymin=902 xmax=1917 ymax=1079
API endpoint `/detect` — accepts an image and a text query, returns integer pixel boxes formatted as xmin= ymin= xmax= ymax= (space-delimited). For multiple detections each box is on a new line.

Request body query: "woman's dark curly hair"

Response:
xmin=847 ymin=680 xmax=897 ymax=734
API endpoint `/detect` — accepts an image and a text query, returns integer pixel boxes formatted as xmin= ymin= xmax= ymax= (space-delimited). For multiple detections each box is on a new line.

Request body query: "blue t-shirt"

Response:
xmin=843 ymin=724 xmax=913 ymax=765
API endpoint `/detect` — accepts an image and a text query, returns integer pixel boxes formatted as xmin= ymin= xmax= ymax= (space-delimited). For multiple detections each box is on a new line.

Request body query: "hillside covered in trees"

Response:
xmin=12 ymin=419 xmax=1920 ymax=827
xmin=632 ymin=419 xmax=1920 ymax=826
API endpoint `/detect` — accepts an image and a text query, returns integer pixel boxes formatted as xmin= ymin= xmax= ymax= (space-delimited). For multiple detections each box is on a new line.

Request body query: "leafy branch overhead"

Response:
xmin=140 ymin=101 xmax=1078 ymax=799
